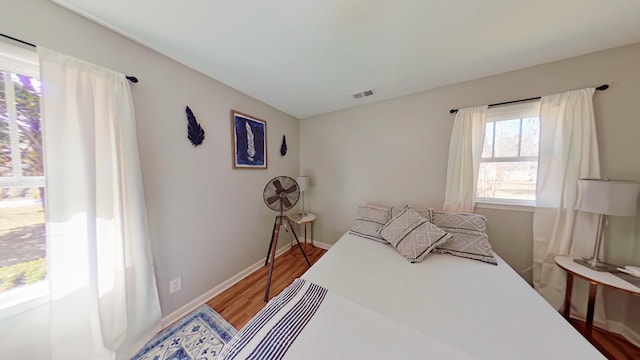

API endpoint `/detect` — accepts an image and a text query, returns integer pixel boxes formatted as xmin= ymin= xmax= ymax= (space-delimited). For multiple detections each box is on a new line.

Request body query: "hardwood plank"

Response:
xmin=568 ymin=318 xmax=640 ymax=360
xmin=207 ymin=244 xmax=325 ymax=330
xmin=206 ymin=245 xmax=640 ymax=359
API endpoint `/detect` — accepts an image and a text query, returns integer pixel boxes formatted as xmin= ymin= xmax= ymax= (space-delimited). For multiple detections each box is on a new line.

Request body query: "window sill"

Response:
xmin=0 ymin=282 xmax=48 ymax=321
xmin=475 ymin=200 xmax=535 ymax=213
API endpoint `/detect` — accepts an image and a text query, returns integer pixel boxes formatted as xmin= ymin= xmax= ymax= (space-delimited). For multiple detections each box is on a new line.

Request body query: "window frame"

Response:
xmin=475 ymin=100 xmax=541 ymax=207
xmin=0 ymin=40 xmax=47 ymax=317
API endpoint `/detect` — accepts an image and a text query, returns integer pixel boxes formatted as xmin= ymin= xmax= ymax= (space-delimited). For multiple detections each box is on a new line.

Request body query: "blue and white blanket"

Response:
xmin=218 ymin=278 xmax=476 ymax=360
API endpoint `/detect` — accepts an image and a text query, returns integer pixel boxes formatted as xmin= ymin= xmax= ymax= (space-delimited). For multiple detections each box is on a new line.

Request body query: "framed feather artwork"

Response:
xmin=231 ymin=110 xmax=267 ymax=169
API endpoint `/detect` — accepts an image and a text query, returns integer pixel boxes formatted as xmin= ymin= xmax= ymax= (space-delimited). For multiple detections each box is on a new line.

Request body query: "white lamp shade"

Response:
xmin=576 ymin=179 xmax=640 ymax=216
xmin=296 ymin=176 xmax=310 ymax=192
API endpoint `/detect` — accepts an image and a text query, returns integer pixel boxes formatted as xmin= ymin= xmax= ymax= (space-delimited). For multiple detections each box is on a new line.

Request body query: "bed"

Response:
xmin=220 ymin=207 xmax=604 ymax=359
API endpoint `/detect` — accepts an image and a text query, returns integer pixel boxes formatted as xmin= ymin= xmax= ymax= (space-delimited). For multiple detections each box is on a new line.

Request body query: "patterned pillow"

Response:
xmin=348 ymin=204 xmax=391 ymax=244
xmin=391 ymin=206 xmax=431 ymax=222
xmin=390 ymin=206 xmax=406 ymax=220
xmin=430 ymin=210 xmax=497 ymax=265
xmin=379 ymin=207 xmax=453 ymax=263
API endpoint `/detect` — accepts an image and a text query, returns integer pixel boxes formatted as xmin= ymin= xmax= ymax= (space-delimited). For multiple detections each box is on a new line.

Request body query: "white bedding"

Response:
xmin=301 ymin=233 xmax=604 ymax=359
xmin=219 ymin=278 xmax=477 ymax=359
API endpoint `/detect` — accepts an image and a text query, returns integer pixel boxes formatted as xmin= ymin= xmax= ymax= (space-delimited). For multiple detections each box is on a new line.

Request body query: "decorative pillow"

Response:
xmin=430 ymin=209 xmax=497 ymax=265
xmin=390 ymin=205 xmax=407 ymax=221
xmin=348 ymin=204 xmax=391 ymax=244
xmin=391 ymin=206 xmax=430 ymax=222
xmin=379 ymin=207 xmax=453 ymax=263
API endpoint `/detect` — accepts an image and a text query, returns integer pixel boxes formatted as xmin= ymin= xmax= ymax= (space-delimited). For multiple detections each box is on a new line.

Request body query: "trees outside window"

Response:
xmin=476 ymin=102 xmax=540 ymax=205
xmin=0 ymin=65 xmax=46 ymax=295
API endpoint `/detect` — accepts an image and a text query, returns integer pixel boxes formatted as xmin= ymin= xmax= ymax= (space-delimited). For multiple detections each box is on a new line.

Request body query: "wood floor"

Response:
xmin=568 ymin=318 xmax=640 ymax=360
xmin=207 ymin=244 xmax=326 ymax=330
xmin=206 ymin=244 xmax=639 ymax=360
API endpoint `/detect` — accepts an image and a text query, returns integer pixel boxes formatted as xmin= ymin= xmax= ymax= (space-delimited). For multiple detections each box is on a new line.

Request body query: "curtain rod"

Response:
xmin=0 ymin=33 xmax=139 ymax=83
xmin=449 ymin=84 xmax=609 ymax=114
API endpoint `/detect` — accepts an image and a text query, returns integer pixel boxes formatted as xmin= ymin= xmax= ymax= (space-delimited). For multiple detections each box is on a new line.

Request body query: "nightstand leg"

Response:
xmin=586 ymin=282 xmax=597 ymax=338
xmin=286 ymin=217 xmax=311 ymax=267
xmin=563 ymin=273 xmax=573 ymax=319
xmin=304 ymin=223 xmax=308 ymax=250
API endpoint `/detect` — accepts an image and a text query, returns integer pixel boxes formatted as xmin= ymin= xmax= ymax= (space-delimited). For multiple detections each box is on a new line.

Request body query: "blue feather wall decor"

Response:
xmin=280 ymin=135 xmax=287 ymax=156
xmin=185 ymin=106 xmax=205 ymax=147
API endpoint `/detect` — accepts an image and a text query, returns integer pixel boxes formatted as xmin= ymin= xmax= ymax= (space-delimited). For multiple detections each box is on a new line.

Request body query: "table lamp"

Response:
xmin=574 ymin=179 xmax=640 ymax=271
xmin=296 ymin=176 xmax=310 ymax=216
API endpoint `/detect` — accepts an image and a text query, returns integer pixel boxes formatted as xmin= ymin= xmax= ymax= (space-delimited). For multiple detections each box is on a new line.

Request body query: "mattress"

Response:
xmin=301 ymin=232 xmax=604 ymax=359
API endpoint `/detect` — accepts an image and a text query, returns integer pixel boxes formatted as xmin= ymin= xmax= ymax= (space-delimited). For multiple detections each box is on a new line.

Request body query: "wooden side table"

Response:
xmin=554 ymin=255 xmax=640 ymax=338
xmin=290 ymin=213 xmax=316 ymax=251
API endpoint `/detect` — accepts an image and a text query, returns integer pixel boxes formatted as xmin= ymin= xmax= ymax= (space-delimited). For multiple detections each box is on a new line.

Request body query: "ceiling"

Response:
xmin=53 ymin=0 xmax=640 ymax=119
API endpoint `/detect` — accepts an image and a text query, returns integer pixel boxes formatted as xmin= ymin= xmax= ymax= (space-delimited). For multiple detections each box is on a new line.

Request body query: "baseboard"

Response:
xmin=312 ymin=240 xmax=332 ymax=250
xmin=160 ymin=244 xmax=291 ymax=328
xmin=609 ymin=320 xmax=640 ymax=348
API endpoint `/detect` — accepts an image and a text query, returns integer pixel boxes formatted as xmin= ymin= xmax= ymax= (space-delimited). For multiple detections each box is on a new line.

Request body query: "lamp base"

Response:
xmin=574 ymin=258 xmax=619 ymax=272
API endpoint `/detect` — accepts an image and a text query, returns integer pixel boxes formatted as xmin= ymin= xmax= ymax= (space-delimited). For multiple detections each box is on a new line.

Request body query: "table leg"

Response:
xmin=586 ymin=282 xmax=597 ymax=338
xmin=563 ymin=273 xmax=573 ymax=319
xmin=304 ymin=223 xmax=308 ymax=251
xmin=311 ymin=221 xmax=314 ymax=247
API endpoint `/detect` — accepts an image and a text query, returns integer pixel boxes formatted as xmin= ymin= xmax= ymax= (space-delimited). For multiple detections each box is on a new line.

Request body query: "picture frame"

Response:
xmin=231 ymin=110 xmax=267 ymax=169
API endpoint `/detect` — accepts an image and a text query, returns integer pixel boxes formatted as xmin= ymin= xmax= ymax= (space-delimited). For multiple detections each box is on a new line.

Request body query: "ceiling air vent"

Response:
xmin=352 ymin=88 xmax=375 ymax=100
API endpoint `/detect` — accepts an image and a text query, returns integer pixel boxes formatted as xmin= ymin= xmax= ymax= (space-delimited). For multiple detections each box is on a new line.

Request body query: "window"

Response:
xmin=476 ymin=101 xmax=541 ymax=206
xmin=0 ymin=42 xmax=46 ymax=312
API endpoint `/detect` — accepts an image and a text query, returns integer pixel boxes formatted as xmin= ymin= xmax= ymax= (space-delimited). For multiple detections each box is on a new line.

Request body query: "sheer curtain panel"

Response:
xmin=532 ymin=88 xmax=603 ymax=325
xmin=0 ymin=47 xmax=161 ymax=360
xmin=443 ymin=106 xmax=487 ymax=213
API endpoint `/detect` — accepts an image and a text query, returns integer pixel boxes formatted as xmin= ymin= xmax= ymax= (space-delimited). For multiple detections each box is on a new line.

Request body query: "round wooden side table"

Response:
xmin=554 ymin=255 xmax=640 ymax=338
xmin=290 ymin=212 xmax=316 ymax=251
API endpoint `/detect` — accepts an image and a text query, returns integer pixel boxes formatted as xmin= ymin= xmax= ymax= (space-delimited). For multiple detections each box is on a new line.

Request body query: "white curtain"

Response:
xmin=12 ymin=47 xmax=161 ymax=359
xmin=532 ymin=88 xmax=603 ymax=321
xmin=443 ymin=106 xmax=487 ymax=213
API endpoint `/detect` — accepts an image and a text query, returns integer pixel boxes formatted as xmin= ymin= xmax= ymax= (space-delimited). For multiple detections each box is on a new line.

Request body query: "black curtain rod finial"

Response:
xmin=126 ymin=76 xmax=138 ymax=83
xmin=449 ymin=84 xmax=609 ymax=114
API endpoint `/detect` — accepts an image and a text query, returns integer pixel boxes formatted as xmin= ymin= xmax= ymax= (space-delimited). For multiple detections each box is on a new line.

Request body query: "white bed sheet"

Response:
xmin=302 ymin=232 xmax=604 ymax=359
xmin=220 ymin=279 xmax=477 ymax=360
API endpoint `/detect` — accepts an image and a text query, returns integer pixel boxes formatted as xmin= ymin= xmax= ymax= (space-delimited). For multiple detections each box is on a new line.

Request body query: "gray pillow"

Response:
xmin=348 ymin=205 xmax=391 ymax=244
xmin=430 ymin=210 xmax=497 ymax=265
xmin=379 ymin=207 xmax=452 ymax=263
xmin=391 ymin=205 xmax=431 ymax=222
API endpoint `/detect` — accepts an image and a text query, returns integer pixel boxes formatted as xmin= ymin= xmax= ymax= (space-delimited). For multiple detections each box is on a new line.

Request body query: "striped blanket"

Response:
xmin=218 ymin=278 xmax=477 ymax=360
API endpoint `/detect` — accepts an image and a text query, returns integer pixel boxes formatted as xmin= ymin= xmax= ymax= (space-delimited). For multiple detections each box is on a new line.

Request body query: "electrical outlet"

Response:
xmin=169 ymin=277 xmax=182 ymax=294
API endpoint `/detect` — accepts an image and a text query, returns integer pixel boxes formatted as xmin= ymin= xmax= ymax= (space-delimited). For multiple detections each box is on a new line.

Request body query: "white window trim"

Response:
xmin=0 ymin=40 xmax=39 ymax=78
xmin=475 ymin=198 xmax=535 ymax=212
xmin=0 ymin=282 xmax=48 ymax=321
xmin=0 ymin=177 xmax=45 ymax=187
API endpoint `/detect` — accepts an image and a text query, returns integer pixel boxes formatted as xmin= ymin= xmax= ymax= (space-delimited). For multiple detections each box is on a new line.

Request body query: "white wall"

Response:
xmin=1 ymin=0 xmax=300 ymax=317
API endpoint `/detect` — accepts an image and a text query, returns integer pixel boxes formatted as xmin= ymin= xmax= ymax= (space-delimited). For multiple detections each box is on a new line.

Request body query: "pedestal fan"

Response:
xmin=263 ymin=176 xmax=311 ymax=301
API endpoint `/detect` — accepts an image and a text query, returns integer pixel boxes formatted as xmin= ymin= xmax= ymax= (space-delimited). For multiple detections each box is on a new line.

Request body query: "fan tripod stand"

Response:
xmin=264 ymin=214 xmax=311 ymax=302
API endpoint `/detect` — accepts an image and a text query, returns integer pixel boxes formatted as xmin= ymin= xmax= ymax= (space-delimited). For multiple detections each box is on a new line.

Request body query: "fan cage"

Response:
xmin=263 ymin=176 xmax=300 ymax=212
